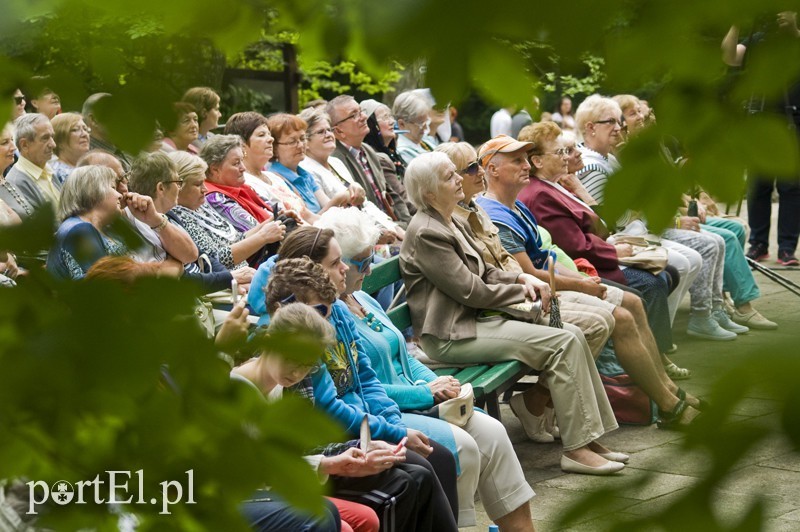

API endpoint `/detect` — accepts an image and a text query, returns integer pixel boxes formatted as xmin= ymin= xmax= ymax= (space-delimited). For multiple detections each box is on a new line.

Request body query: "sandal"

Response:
xmin=657 ymin=398 xmax=699 ymax=430
xmin=676 ymin=388 xmax=710 ymax=412
xmin=664 ymin=362 xmax=691 ymax=381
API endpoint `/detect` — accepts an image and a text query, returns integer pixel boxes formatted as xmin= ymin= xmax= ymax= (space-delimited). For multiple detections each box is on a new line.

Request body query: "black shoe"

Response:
xmin=746 ymin=242 xmax=769 ymax=262
xmin=778 ymin=250 xmax=799 ymax=266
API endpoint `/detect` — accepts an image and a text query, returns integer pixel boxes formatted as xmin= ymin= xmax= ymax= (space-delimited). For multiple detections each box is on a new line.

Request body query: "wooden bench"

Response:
xmin=363 ymin=255 xmax=534 ymax=421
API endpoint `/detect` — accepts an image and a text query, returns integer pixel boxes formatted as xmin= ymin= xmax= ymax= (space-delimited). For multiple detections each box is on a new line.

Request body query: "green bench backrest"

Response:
xmin=362 ymin=255 xmax=401 ymax=294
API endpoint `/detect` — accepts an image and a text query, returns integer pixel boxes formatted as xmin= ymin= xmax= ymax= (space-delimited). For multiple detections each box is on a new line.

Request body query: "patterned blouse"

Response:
xmin=205 ymin=192 xmax=258 ymax=233
xmin=168 ymin=204 xmax=248 ymax=269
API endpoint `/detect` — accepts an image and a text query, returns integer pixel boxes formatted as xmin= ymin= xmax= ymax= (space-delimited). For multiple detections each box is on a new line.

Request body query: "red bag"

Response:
xmin=600 ymin=373 xmax=657 ymax=425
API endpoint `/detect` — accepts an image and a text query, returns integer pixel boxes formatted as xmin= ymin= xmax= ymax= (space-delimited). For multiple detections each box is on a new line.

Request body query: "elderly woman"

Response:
xmin=268 ymin=113 xmax=351 ymax=215
xmin=200 ymin=134 xmax=282 ymax=234
xmin=0 ymin=123 xmax=31 ymax=220
xmin=166 ymin=151 xmax=284 ymax=271
xmin=393 ymin=91 xmax=433 ymax=166
xmin=46 ymin=165 xmax=127 ymax=279
xmin=316 ymin=206 xmax=535 ymax=530
xmin=125 ymin=152 xmax=199 ymax=265
xmin=399 ymin=151 xmax=633 ymax=475
xmin=48 ymin=112 xmax=91 ymax=189
xmin=222 ymin=112 xmax=315 ymax=225
xmin=182 ymin=87 xmax=222 ymax=148
xmin=161 ymin=102 xmax=200 ymax=154
xmin=264 ymin=254 xmax=459 ymax=532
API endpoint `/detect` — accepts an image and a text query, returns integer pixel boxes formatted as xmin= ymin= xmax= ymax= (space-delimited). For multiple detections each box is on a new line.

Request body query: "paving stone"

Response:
xmin=539 ymin=467 xmax=695 ymax=501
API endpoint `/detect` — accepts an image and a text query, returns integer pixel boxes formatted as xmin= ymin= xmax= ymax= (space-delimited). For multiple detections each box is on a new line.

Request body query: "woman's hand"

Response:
xmin=517 ymin=273 xmax=552 ymax=313
xmin=215 ymin=299 xmax=250 ymax=348
xmin=677 ymin=216 xmax=701 ymax=232
xmin=348 ymin=184 xmax=367 ymax=206
xmin=557 ymin=173 xmax=581 ymax=193
xmin=428 ymin=376 xmax=461 ymax=403
xmin=615 ymin=243 xmax=634 ymax=258
xmin=696 ymin=202 xmax=707 ymax=223
xmin=257 ymin=220 xmax=286 ymax=244
xmin=124 ymin=192 xmax=162 ymax=227
xmin=232 ymin=266 xmax=255 ymax=287
xmin=405 ymin=428 xmax=433 ymax=457
xmin=329 ymin=189 xmax=353 ymax=207
xmin=1 ymin=253 xmax=18 ymax=279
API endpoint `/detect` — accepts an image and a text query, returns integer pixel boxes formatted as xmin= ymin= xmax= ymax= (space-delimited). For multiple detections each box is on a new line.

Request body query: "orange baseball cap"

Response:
xmin=478 ymin=135 xmax=534 ymax=166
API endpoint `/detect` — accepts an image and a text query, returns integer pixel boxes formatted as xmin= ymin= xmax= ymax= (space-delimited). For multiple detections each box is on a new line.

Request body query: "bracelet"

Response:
xmin=674 ymin=216 xmax=681 ymax=229
xmin=150 ymin=214 xmax=169 ymax=232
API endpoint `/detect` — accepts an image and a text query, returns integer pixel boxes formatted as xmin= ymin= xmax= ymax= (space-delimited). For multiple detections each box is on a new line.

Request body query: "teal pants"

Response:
xmin=702 ymin=217 xmax=760 ymax=306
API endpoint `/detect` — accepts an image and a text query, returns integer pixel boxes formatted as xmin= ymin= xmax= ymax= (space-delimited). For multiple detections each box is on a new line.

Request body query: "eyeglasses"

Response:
xmin=537 ymin=146 xmax=574 ymax=157
xmin=458 ymin=161 xmax=481 ymax=176
xmin=116 ymin=171 xmax=130 ymax=186
xmin=376 ymin=114 xmax=396 ymax=124
xmin=279 ymin=293 xmax=331 ymax=318
xmin=345 ymin=251 xmax=375 ymax=274
xmin=69 ymin=126 xmax=92 ymax=134
xmin=14 ymin=96 xmax=25 ymax=105
xmin=306 ymin=127 xmax=334 ymax=138
xmin=594 ymin=118 xmax=623 ymax=127
xmin=276 ymin=137 xmax=307 ymax=147
xmin=163 ymin=180 xmax=183 ymax=188
xmin=333 ymin=110 xmax=365 ymax=126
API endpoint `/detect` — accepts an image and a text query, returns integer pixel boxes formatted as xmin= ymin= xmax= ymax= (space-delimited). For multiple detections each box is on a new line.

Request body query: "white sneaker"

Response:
xmin=687 ymin=315 xmax=737 ymax=341
xmin=712 ymin=308 xmax=749 ymax=334
xmin=509 ymin=393 xmax=554 ymax=443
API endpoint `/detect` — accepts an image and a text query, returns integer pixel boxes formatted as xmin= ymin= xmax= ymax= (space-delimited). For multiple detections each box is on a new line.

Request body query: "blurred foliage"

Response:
xmin=4 ymin=0 xmax=800 ymax=528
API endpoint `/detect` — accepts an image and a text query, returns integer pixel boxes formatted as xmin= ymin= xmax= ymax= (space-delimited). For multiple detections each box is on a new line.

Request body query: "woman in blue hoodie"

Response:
xmin=262 ymin=253 xmax=458 ymax=532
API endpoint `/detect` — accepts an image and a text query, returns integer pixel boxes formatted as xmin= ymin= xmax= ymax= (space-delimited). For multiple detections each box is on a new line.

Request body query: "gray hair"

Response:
xmin=128 ymin=152 xmax=176 ymax=198
xmin=82 ymin=93 xmax=111 ymax=120
xmin=314 ymin=207 xmax=381 ymax=259
xmin=168 ymin=151 xmax=207 ymax=183
xmin=325 ymin=95 xmax=356 ymax=126
xmin=574 ymin=94 xmax=622 ymax=138
xmin=298 ymin=108 xmax=331 ymax=133
xmin=200 ymin=134 xmax=243 ymax=174
xmin=392 ymin=92 xmax=431 ymax=123
xmin=13 ymin=113 xmax=49 ymax=146
xmin=58 ymin=165 xmax=117 ymax=221
xmin=404 ymin=151 xmax=453 ymax=209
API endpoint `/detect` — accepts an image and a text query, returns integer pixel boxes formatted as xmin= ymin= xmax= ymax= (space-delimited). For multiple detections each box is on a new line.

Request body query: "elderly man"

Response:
xmin=82 ymin=93 xmax=133 ymax=172
xmin=5 ymin=113 xmax=59 ymax=217
xmin=327 ymin=95 xmax=410 ymax=225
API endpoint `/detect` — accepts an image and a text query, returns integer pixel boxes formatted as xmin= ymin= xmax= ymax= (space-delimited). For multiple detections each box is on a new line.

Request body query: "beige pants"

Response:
xmin=422 ymin=321 xmax=618 ymax=451
xmin=545 ymin=291 xmax=616 ymax=357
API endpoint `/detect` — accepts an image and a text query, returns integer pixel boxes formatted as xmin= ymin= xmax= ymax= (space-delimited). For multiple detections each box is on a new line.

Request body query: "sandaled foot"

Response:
xmin=664 ymin=362 xmax=691 ymax=381
xmin=676 ymin=388 xmax=710 ymax=411
xmin=657 ymin=400 xmax=701 ymax=430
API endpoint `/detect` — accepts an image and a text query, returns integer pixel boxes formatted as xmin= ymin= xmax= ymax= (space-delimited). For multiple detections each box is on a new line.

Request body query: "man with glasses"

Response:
xmin=327 ymin=95 xmax=409 ymax=226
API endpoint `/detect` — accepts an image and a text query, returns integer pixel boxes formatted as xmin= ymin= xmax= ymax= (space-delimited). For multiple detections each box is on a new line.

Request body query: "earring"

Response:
xmin=242 ymin=149 xmax=248 ymax=158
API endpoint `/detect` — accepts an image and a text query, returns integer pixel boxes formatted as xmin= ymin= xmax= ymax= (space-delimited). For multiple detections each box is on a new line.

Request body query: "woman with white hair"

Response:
xmin=317 ymin=206 xmax=535 ymax=529
xmin=400 ymin=151 xmax=635 ymax=476
xmin=393 ymin=91 xmax=433 ymax=166
xmin=46 ymin=165 xmax=127 ymax=280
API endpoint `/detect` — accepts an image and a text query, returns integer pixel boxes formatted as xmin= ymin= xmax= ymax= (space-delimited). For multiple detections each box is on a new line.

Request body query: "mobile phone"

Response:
xmin=687 ymin=200 xmax=698 ymax=218
xmin=231 ymin=279 xmax=240 ymax=305
xmin=393 ymin=437 xmax=408 ymax=454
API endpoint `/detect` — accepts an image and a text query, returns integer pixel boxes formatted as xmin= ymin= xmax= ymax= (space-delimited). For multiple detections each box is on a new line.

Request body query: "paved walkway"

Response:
xmin=467 ymin=208 xmax=800 ymax=531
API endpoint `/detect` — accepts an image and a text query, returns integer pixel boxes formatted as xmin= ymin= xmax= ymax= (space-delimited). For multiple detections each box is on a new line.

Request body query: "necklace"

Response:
xmin=0 ymin=178 xmax=33 ymax=216
xmin=345 ymin=295 xmax=384 ymax=332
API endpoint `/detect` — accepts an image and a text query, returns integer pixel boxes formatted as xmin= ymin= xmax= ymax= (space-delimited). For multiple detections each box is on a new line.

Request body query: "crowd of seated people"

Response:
xmin=1 ymin=82 xmax=785 ymax=531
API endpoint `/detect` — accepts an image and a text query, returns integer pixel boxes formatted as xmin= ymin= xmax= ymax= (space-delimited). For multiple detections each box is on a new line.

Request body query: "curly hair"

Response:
xmin=517 ymin=121 xmax=562 ymax=156
xmin=265 ymin=257 xmax=338 ymax=316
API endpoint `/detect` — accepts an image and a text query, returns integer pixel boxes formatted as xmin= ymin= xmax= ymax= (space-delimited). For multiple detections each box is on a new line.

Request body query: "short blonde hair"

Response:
xmin=612 ymin=94 xmax=640 ymax=116
xmin=574 ymin=95 xmax=622 ymax=138
xmin=435 ymin=142 xmax=476 ymax=173
xmin=404 ymin=151 xmax=453 ymax=209
xmin=168 ymin=151 xmax=207 ymax=184
xmin=518 ymin=122 xmax=562 ymax=155
xmin=50 ymin=112 xmax=83 ymax=156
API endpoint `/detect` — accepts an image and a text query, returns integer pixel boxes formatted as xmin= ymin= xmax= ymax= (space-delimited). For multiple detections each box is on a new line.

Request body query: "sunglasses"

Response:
xmin=458 ymin=161 xmax=480 ymax=176
xmin=346 ymin=251 xmax=374 ymax=274
xmin=14 ymin=96 xmax=25 ymax=105
xmin=279 ymin=293 xmax=331 ymax=318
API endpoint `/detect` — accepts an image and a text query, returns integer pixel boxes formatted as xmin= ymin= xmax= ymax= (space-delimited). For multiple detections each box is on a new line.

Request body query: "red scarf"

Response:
xmin=204 ymin=181 xmax=273 ymax=223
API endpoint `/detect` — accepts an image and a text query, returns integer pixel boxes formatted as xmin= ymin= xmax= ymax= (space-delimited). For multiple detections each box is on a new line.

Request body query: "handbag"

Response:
xmin=608 ymin=235 xmax=668 ymax=275
xmin=411 ymin=383 xmax=475 ymax=427
xmin=486 ymin=299 xmax=543 ymax=323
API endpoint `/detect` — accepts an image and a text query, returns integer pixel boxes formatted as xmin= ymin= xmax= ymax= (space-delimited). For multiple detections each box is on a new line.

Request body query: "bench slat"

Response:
xmin=434 ymin=368 xmax=460 ymax=376
xmin=386 ymin=303 xmax=411 ymax=331
xmin=453 ymin=366 xmax=492 ymax=385
xmin=470 ymin=361 xmax=527 ymax=395
xmin=362 ymin=255 xmax=401 ymax=294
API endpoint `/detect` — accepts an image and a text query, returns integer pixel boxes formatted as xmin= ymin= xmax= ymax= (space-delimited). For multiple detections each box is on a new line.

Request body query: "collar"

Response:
xmin=16 ymin=155 xmax=51 ymax=181
xmin=270 ymin=161 xmax=309 ymax=184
